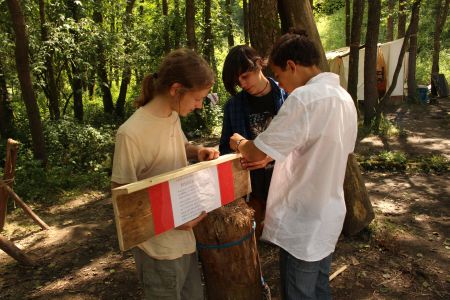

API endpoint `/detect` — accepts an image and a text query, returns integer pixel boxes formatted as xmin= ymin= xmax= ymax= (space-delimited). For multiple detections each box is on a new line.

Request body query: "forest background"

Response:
xmin=0 ymin=0 xmax=448 ymax=205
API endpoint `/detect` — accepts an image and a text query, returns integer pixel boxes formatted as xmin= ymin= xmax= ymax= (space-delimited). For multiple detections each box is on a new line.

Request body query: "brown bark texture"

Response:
xmin=6 ymin=0 xmax=47 ymax=163
xmin=115 ymin=0 xmax=136 ymax=118
xmin=203 ymin=0 xmax=214 ymax=64
xmin=343 ymin=154 xmax=375 ymax=236
xmin=194 ymin=199 xmax=263 ymax=300
xmin=348 ymin=0 xmax=365 ymax=104
xmin=277 ymin=0 xmax=329 ymax=71
xmin=93 ymin=0 xmax=114 ymax=114
xmin=364 ymin=0 xmax=381 ymax=126
xmin=397 ymin=0 xmax=406 ymax=38
xmin=68 ymin=0 xmax=83 ymax=121
xmin=243 ymin=0 xmax=249 ymax=44
xmin=407 ymin=2 xmax=421 ymax=102
xmin=0 ymin=60 xmax=14 ymax=138
xmin=249 ymin=0 xmax=280 ymax=57
xmin=173 ymin=0 xmax=181 ymax=49
xmin=162 ymin=0 xmax=170 ymax=53
xmin=431 ymin=0 xmax=449 ymax=75
xmin=386 ymin=0 xmax=395 ymax=41
xmin=185 ymin=0 xmax=197 ymax=50
xmin=226 ymin=0 xmax=234 ymax=47
xmin=39 ymin=0 xmax=60 ymax=120
xmin=379 ymin=0 xmax=420 ymax=110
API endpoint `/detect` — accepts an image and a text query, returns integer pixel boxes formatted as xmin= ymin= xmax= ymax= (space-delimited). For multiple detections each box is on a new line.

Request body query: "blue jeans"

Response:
xmin=279 ymin=248 xmax=332 ymax=300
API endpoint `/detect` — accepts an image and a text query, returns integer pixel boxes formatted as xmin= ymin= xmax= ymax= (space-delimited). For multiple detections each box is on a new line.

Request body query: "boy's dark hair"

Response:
xmin=222 ymin=45 xmax=265 ymax=95
xmin=269 ymin=28 xmax=320 ymax=70
xmin=135 ymin=48 xmax=214 ymax=107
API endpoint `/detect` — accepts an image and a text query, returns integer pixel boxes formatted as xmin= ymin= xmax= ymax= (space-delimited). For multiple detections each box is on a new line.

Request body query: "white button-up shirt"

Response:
xmin=255 ymin=72 xmax=357 ymax=261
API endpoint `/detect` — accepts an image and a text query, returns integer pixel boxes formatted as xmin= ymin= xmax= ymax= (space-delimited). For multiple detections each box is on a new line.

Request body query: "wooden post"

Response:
xmin=0 ymin=138 xmax=19 ymax=231
xmin=194 ymin=199 xmax=263 ymax=300
xmin=343 ymin=153 xmax=375 ymax=235
xmin=0 ymin=234 xmax=34 ymax=265
xmin=0 ymin=181 xmax=50 ymax=230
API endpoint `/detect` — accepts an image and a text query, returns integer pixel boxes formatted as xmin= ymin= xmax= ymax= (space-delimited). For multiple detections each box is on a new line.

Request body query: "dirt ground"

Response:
xmin=1 ymin=99 xmax=449 ymax=299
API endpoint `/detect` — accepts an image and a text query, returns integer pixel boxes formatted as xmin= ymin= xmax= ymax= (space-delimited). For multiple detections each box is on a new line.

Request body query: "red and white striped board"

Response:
xmin=112 ymin=154 xmax=251 ymax=251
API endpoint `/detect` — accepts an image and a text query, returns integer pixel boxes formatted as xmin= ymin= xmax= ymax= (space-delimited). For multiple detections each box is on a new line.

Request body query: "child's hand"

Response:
xmin=197 ymin=147 xmax=219 ymax=161
xmin=176 ymin=211 xmax=207 ymax=230
xmin=241 ymin=156 xmax=273 ymax=170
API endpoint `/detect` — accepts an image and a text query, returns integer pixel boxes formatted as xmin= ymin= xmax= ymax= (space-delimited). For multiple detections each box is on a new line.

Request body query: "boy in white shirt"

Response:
xmin=230 ymin=29 xmax=357 ymax=299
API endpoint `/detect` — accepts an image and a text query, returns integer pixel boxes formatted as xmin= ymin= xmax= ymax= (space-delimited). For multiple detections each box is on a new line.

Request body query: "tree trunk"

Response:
xmin=0 ymin=139 xmax=19 ymax=231
xmin=0 ymin=60 xmax=14 ymax=138
xmin=71 ymin=65 xmax=83 ymax=121
xmin=342 ymin=154 xmax=374 ymax=236
xmin=378 ymin=0 xmax=420 ymax=121
xmin=397 ymin=0 xmax=406 ymax=38
xmin=249 ymin=0 xmax=279 ymax=57
xmin=203 ymin=0 xmax=214 ymax=63
xmin=386 ymin=0 xmax=395 ymax=42
xmin=364 ymin=0 xmax=381 ymax=126
xmin=277 ymin=0 xmax=329 ymax=71
xmin=162 ymin=0 xmax=170 ymax=53
xmin=348 ymin=0 xmax=365 ymax=106
xmin=115 ymin=0 xmax=136 ymax=118
xmin=345 ymin=0 xmax=351 ymax=46
xmin=194 ymin=199 xmax=263 ymax=300
xmin=173 ymin=0 xmax=181 ymax=49
xmin=93 ymin=0 xmax=114 ymax=114
xmin=39 ymin=0 xmax=60 ymax=120
xmin=431 ymin=0 xmax=449 ymax=75
xmin=0 ymin=234 xmax=34 ymax=265
xmin=407 ymin=1 xmax=420 ymax=103
xmin=225 ymin=0 xmax=234 ymax=47
xmin=185 ymin=0 xmax=197 ymax=51
xmin=68 ymin=0 xmax=84 ymax=122
xmin=6 ymin=0 xmax=47 ymax=163
xmin=243 ymin=0 xmax=250 ymax=45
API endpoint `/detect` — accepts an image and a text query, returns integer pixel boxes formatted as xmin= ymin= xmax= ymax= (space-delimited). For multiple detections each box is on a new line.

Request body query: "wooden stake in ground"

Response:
xmin=0 ymin=234 xmax=34 ymax=265
xmin=343 ymin=153 xmax=375 ymax=235
xmin=0 ymin=138 xmax=19 ymax=231
xmin=194 ymin=199 xmax=263 ymax=300
xmin=0 ymin=181 xmax=49 ymax=230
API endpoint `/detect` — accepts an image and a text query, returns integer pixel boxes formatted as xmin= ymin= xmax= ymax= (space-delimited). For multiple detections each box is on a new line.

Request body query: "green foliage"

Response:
xmin=359 ymin=150 xmax=408 ymax=171
xmin=358 ymin=152 xmax=449 ymax=173
xmin=1 ymin=117 xmax=115 ymax=203
xmin=315 ymin=6 xmax=347 ymax=51
xmin=314 ymin=0 xmax=346 ymax=16
xmin=418 ymin=155 xmax=449 ymax=173
xmin=43 ymin=117 xmax=114 ymax=172
xmin=377 ymin=115 xmax=402 ymax=138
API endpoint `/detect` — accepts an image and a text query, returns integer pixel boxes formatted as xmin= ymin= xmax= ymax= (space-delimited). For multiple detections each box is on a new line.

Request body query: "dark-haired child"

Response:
xmin=219 ymin=45 xmax=288 ymax=238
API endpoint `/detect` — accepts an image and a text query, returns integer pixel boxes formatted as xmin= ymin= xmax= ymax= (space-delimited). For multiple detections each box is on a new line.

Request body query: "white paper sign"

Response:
xmin=169 ymin=166 xmax=221 ymax=226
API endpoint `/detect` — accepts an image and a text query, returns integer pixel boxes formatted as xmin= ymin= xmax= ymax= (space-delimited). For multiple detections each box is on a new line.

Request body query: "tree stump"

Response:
xmin=194 ymin=198 xmax=263 ymax=300
xmin=343 ymin=153 xmax=375 ymax=236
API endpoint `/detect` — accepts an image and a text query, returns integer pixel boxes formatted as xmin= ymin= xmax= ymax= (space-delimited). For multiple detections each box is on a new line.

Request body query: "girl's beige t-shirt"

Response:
xmin=111 ymin=107 xmax=195 ymax=260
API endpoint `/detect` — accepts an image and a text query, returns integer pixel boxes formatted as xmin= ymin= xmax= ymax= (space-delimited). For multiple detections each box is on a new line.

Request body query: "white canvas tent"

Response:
xmin=326 ymin=38 xmax=408 ymax=103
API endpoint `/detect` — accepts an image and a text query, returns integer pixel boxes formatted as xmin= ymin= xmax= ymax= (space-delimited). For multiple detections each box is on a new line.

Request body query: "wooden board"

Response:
xmin=112 ymin=154 xmax=251 ymax=251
